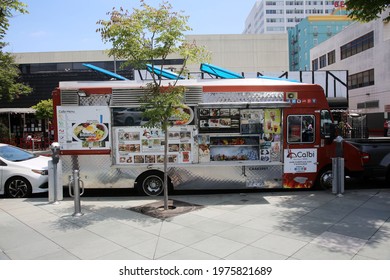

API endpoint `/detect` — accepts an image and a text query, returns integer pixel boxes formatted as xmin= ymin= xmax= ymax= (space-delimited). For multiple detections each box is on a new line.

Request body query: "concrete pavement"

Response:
xmin=1 ymin=188 xmax=390 ymax=260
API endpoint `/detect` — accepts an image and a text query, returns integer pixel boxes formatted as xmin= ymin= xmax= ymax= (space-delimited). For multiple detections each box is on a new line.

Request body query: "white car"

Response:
xmin=0 ymin=143 xmax=50 ymax=198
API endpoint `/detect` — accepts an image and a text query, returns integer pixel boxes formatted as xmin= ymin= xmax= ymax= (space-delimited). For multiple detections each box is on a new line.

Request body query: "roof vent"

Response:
xmin=110 ymin=88 xmax=146 ymax=107
xmin=60 ymin=90 xmax=79 ymax=105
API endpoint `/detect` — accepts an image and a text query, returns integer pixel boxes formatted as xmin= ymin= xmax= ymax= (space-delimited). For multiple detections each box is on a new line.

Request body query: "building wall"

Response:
xmin=244 ymin=0 xmax=263 ymax=34
xmin=244 ymin=0 xmax=339 ymax=34
xmin=12 ymin=50 xmax=112 ymax=64
xmin=186 ymin=34 xmax=289 ymax=73
xmin=311 ymin=9 xmax=390 ymax=132
xmin=6 ymin=34 xmax=289 ymax=109
xmin=289 ymin=14 xmax=352 ymax=70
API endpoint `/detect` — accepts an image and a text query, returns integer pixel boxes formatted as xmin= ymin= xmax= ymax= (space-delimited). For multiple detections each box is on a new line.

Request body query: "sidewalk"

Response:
xmin=1 ymin=188 xmax=390 ymax=260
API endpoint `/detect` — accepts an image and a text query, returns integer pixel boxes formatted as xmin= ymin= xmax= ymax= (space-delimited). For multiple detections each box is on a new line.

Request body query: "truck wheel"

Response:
xmin=5 ymin=176 xmax=32 ymax=198
xmin=317 ymin=169 xmax=333 ymax=190
xmin=137 ymin=172 xmax=165 ymax=196
xmin=386 ymin=168 xmax=390 ymax=185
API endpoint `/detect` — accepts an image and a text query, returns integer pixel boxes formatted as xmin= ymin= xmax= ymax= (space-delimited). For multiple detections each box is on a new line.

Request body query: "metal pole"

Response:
xmin=72 ymin=169 xmax=83 ymax=217
xmin=332 ymin=136 xmax=344 ymax=197
xmin=52 ymin=162 xmax=59 ymax=204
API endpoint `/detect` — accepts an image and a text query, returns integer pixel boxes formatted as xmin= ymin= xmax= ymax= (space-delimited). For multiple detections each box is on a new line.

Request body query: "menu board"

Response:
xmin=240 ymin=109 xmax=264 ymax=134
xmin=56 ymin=106 xmax=111 ymax=150
xmin=114 ymin=126 xmax=194 ymax=165
xmin=198 ymin=108 xmax=240 ymax=133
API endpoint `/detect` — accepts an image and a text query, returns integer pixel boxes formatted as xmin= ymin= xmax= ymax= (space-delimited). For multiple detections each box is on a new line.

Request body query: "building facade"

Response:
xmin=185 ymin=34 xmax=288 ymax=73
xmin=244 ymin=0 xmax=340 ymax=34
xmin=288 ymin=11 xmax=351 ymax=70
xmin=0 ymin=51 xmax=133 ymax=142
xmin=0 ymin=35 xmax=289 ymax=141
xmin=311 ymin=9 xmax=390 ymax=135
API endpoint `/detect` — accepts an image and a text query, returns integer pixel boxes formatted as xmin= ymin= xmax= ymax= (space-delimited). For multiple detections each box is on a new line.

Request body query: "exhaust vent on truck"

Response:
xmin=185 ymin=86 xmax=203 ymax=105
xmin=60 ymin=90 xmax=79 ymax=106
xmin=111 ymin=88 xmax=147 ymax=106
xmin=110 ymin=86 xmax=203 ymax=107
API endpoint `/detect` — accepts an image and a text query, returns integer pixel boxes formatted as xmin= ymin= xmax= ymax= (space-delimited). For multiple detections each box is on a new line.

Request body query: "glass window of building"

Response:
xmin=327 ymin=50 xmax=336 ymax=65
xmin=319 ymin=54 xmax=327 ymax=68
xmin=348 ymin=69 xmax=375 ymax=89
xmin=341 ymin=31 xmax=374 ymax=60
xmin=312 ymin=58 xmax=319 ymax=70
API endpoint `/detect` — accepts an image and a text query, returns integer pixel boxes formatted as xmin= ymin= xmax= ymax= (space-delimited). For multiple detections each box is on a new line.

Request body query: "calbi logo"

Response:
xmin=287 ymin=149 xmax=315 ymax=159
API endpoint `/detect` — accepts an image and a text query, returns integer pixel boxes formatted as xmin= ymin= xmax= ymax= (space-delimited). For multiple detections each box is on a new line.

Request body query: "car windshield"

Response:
xmin=0 ymin=146 xmax=36 ymax=162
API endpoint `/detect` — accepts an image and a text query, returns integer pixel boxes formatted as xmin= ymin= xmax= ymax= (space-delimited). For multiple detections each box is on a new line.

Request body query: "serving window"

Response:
xmin=287 ymin=115 xmax=315 ymax=143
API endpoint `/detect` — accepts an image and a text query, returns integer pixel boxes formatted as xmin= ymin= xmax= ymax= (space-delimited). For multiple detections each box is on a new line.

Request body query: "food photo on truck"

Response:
xmin=52 ymin=76 xmax=366 ymax=196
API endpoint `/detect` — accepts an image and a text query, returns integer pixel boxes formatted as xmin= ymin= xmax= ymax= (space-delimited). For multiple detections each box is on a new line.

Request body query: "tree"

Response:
xmin=0 ymin=0 xmax=32 ymax=101
xmin=32 ymin=99 xmax=53 ymax=120
xmin=97 ymin=0 xmax=210 ymax=209
xmin=31 ymin=99 xmax=53 ymax=141
xmin=345 ymin=0 xmax=390 ymax=22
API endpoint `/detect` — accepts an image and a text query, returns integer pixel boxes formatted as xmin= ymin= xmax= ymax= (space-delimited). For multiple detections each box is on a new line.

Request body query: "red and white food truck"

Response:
xmin=52 ymin=78 xmax=364 ymax=195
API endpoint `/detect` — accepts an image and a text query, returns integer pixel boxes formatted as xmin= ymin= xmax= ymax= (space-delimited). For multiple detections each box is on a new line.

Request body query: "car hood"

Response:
xmin=9 ymin=155 xmax=50 ymax=170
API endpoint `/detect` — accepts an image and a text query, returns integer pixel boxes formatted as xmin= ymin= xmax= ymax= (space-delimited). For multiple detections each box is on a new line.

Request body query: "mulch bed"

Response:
xmin=128 ymin=199 xmax=204 ymax=220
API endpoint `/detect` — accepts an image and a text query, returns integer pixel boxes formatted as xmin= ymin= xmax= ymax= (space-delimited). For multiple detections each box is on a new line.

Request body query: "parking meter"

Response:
xmin=49 ymin=142 xmax=61 ymax=204
xmin=335 ymin=136 xmax=344 ymax=158
xmin=332 ymin=136 xmax=344 ymax=196
xmin=50 ymin=142 xmax=61 ymax=164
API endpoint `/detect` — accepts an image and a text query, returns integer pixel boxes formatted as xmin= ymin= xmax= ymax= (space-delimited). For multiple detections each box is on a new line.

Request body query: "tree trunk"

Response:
xmin=163 ymin=122 xmax=169 ymax=210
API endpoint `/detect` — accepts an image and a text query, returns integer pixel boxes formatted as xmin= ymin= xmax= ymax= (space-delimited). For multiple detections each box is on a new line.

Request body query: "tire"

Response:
xmin=317 ymin=168 xmax=333 ymax=190
xmin=385 ymin=167 xmax=390 ymax=186
xmin=137 ymin=173 xmax=165 ymax=196
xmin=5 ymin=176 xmax=32 ymax=198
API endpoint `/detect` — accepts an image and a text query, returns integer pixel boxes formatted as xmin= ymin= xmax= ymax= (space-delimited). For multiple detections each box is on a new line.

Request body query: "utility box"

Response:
xmin=332 ymin=157 xmax=344 ymax=195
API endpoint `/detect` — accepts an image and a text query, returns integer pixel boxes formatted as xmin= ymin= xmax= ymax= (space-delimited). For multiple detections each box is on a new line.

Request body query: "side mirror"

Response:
xmin=322 ymin=123 xmax=336 ymax=141
xmin=329 ymin=123 xmax=336 ymax=140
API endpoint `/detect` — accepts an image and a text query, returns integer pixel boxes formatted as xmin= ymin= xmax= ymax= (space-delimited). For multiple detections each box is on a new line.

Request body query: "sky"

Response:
xmin=3 ymin=0 xmax=256 ymax=53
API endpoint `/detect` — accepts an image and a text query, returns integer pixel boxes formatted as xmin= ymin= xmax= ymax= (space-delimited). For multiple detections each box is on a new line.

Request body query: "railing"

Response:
xmin=0 ymin=137 xmax=52 ymax=151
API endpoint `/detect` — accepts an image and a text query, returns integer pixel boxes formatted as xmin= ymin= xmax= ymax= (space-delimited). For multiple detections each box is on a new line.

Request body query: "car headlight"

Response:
xmin=32 ymin=169 xmax=48 ymax=175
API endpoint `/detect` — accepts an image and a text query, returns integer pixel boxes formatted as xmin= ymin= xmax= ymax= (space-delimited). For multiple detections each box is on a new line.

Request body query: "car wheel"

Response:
xmin=5 ymin=176 xmax=33 ymax=198
xmin=137 ymin=173 xmax=165 ymax=196
xmin=385 ymin=167 xmax=390 ymax=186
xmin=317 ymin=168 xmax=333 ymax=190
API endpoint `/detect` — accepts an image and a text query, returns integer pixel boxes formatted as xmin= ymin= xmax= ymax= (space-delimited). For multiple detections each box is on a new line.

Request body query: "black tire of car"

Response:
xmin=136 ymin=171 xmax=171 ymax=196
xmin=385 ymin=167 xmax=390 ymax=185
xmin=316 ymin=167 xmax=333 ymax=190
xmin=5 ymin=176 xmax=33 ymax=198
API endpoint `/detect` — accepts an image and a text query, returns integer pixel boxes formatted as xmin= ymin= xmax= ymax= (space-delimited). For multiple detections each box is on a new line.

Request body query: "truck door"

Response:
xmin=284 ymin=114 xmax=318 ymax=188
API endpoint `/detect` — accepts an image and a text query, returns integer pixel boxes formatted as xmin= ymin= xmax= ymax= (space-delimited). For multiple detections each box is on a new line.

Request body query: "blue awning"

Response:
xmin=83 ymin=63 xmax=129 ymax=80
xmin=200 ymin=63 xmax=244 ymax=79
xmin=257 ymin=74 xmax=301 ymax=83
xmin=146 ymin=64 xmax=185 ymax=80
